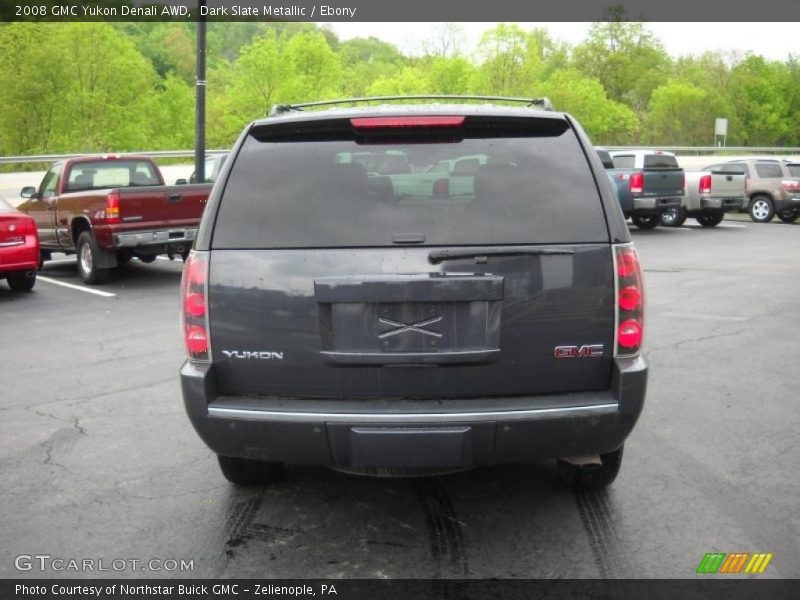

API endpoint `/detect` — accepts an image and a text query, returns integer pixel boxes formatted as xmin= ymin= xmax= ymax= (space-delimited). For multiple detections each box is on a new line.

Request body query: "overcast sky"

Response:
xmin=324 ymin=22 xmax=797 ymax=61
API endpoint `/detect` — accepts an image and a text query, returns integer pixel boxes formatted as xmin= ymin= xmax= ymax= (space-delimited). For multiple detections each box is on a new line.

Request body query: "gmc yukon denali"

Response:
xmin=18 ymin=155 xmax=211 ymax=284
xmin=180 ymin=97 xmax=649 ymax=491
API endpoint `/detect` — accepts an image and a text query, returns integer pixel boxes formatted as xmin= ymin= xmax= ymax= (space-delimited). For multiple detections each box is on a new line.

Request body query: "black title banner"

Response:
xmin=4 ymin=579 xmax=800 ymax=600
xmin=3 ymin=0 xmax=800 ymax=22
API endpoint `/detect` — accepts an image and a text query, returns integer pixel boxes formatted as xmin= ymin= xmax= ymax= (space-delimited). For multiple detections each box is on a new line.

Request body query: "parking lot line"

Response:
xmin=37 ymin=276 xmax=116 ymax=298
xmin=684 ymin=223 xmax=747 ymax=229
xmin=662 ymin=311 xmax=748 ymax=322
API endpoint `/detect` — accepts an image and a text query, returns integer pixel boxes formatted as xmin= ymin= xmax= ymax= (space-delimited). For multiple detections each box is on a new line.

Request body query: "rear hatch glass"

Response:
xmin=212 ymin=116 xmax=609 ymax=247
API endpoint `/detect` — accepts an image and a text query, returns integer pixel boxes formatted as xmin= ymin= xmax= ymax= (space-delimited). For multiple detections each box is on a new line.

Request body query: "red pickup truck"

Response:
xmin=18 ymin=155 xmax=211 ymax=284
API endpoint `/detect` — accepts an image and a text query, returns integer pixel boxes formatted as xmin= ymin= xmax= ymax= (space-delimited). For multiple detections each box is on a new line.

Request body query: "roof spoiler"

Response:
xmin=268 ymin=95 xmax=554 ymax=116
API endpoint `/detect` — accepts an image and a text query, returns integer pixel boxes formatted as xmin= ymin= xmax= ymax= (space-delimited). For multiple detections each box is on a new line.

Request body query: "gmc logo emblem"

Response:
xmin=554 ymin=344 xmax=604 ymax=359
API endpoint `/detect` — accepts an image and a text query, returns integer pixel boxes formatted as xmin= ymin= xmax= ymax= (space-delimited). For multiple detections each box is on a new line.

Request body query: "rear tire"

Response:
xmin=217 ymin=455 xmax=286 ymax=486
xmin=695 ymin=211 xmax=724 ymax=227
xmin=777 ymin=211 xmax=799 ymax=224
xmin=660 ymin=207 xmax=687 ymax=227
xmin=749 ymin=195 xmax=774 ymax=223
xmin=76 ymin=232 xmax=111 ymax=285
xmin=557 ymin=446 xmax=624 ymax=491
xmin=7 ymin=270 xmax=36 ymax=292
xmin=138 ymin=255 xmax=156 ymax=264
xmin=631 ymin=214 xmax=660 ymax=230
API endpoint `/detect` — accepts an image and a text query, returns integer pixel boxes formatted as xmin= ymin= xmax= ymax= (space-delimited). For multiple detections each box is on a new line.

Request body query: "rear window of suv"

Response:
xmin=212 ymin=116 xmax=610 ymax=248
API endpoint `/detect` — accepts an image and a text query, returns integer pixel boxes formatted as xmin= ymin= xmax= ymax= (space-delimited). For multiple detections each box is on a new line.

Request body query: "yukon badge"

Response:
xmin=222 ymin=350 xmax=284 ymax=360
xmin=554 ymin=344 xmax=604 ymax=359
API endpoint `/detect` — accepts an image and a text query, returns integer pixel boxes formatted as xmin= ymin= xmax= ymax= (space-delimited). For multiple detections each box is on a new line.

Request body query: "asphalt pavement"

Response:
xmin=0 ymin=218 xmax=798 ymax=579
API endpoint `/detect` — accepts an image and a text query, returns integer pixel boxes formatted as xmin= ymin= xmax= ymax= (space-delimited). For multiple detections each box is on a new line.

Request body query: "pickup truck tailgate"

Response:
xmin=643 ymin=153 xmax=684 ymax=197
xmin=118 ymin=184 xmax=209 ymax=227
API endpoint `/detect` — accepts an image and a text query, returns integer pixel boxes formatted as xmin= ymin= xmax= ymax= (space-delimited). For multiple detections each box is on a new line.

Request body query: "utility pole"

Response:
xmin=195 ymin=0 xmax=207 ymax=182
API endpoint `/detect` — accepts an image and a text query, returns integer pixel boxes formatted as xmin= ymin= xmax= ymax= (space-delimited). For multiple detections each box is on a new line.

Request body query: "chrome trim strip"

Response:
xmin=207 ymin=402 xmax=619 ymax=424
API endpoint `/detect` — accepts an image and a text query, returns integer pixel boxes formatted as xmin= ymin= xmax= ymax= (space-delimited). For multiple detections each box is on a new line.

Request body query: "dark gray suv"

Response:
xmin=180 ymin=97 xmax=648 ymax=490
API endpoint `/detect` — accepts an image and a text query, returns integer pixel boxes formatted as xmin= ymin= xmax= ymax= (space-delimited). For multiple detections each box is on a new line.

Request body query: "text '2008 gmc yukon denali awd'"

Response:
xmin=180 ymin=96 xmax=649 ymax=491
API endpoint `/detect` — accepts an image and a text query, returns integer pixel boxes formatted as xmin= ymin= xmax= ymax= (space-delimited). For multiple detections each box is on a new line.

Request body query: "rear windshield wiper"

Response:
xmin=428 ymin=246 xmax=575 ymax=264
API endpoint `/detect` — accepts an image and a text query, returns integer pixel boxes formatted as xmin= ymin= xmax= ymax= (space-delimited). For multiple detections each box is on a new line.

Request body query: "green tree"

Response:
xmin=649 ymin=82 xmax=721 ymax=145
xmin=367 ymin=67 xmax=430 ymax=96
xmin=474 ymin=23 xmax=533 ymax=95
xmin=728 ymin=56 xmax=793 ymax=145
xmin=572 ymin=20 xmax=671 ymax=118
xmin=427 ymin=57 xmax=477 ymax=94
xmin=281 ymin=31 xmax=342 ymax=102
xmin=539 ymin=70 xmax=639 ymax=144
xmin=0 ymin=23 xmax=159 ymax=154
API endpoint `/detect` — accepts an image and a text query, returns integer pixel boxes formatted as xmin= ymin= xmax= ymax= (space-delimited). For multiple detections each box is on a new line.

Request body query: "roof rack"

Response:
xmin=268 ymin=95 xmax=554 ymax=116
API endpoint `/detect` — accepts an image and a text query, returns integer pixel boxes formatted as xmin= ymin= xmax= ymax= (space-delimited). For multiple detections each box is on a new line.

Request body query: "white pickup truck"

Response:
xmin=661 ymin=164 xmax=747 ymax=227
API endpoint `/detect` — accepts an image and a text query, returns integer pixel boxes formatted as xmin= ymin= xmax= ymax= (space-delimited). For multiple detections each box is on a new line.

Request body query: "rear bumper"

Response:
xmin=112 ymin=227 xmax=198 ymax=249
xmin=180 ymin=356 xmax=648 ymax=468
xmin=773 ymin=195 xmax=800 ymax=213
xmin=700 ymin=196 xmax=746 ymax=211
xmin=632 ymin=196 xmax=682 ymax=213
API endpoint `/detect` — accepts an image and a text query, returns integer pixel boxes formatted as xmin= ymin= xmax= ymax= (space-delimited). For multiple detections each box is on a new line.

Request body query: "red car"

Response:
xmin=0 ymin=197 xmax=39 ymax=292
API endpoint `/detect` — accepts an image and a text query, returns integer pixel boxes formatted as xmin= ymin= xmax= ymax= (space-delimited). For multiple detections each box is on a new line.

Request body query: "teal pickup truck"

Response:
xmin=605 ymin=150 xmax=686 ymax=230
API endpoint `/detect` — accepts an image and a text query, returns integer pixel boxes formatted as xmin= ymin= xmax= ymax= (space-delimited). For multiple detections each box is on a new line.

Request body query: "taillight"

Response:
xmin=629 ymin=172 xmax=644 ymax=194
xmin=781 ymin=179 xmax=800 ymax=192
xmin=433 ymin=178 xmax=449 ymax=197
xmin=0 ymin=216 xmax=32 ymax=245
xmin=350 ymin=116 xmax=465 ymax=129
xmin=699 ymin=174 xmax=711 ymax=195
xmin=106 ymin=192 xmax=120 ymax=224
xmin=614 ymin=245 xmax=645 ymax=356
xmin=181 ymin=251 xmax=210 ymax=362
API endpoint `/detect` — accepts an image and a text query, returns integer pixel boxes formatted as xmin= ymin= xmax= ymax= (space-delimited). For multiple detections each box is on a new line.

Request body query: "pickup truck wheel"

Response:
xmin=76 ymin=232 xmax=111 ymax=284
xmin=7 ymin=270 xmax=36 ymax=292
xmin=660 ymin=207 xmax=686 ymax=227
xmin=776 ymin=211 xmax=799 ymax=224
xmin=695 ymin=211 xmax=724 ymax=227
xmin=631 ymin=215 xmax=660 ymax=230
xmin=217 ymin=455 xmax=286 ymax=486
xmin=557 ymin=446 xmax=624 ymax=491
xmin=749 ymin=195 xmax=774 ymax=223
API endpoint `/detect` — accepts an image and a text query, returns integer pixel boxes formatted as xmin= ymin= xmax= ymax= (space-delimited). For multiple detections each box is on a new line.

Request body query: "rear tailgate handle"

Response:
xmin=167 ymin=193 xmax=183 ymax=203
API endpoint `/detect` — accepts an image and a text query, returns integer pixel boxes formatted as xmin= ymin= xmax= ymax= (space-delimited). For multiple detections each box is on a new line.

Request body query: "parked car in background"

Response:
xmin=181 ymin=97 xmax=648 ymax=491
xmin=17 ymin=154 xmax=211 ymax=284
xmin=0 ymin=197 xmax=39 ymax=292
xmin=606 ymin=150 xmax=685 ymax=229
xmin=722 ymin=158 xmax=800 ymax=223
xmin=176 ymin=153 xmax=229 ymax=185
xmin=661 ymin=164 xmax=747 ymax=227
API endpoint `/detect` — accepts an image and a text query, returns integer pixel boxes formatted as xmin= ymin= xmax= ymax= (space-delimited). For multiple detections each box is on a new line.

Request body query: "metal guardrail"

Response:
xmin=1 ymin=147 xmax=799 ymax=166
xmin=0 ymin=149 xmax=229 ymax=165
xmin=603 ymin=146 xmax=800 ymax=155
